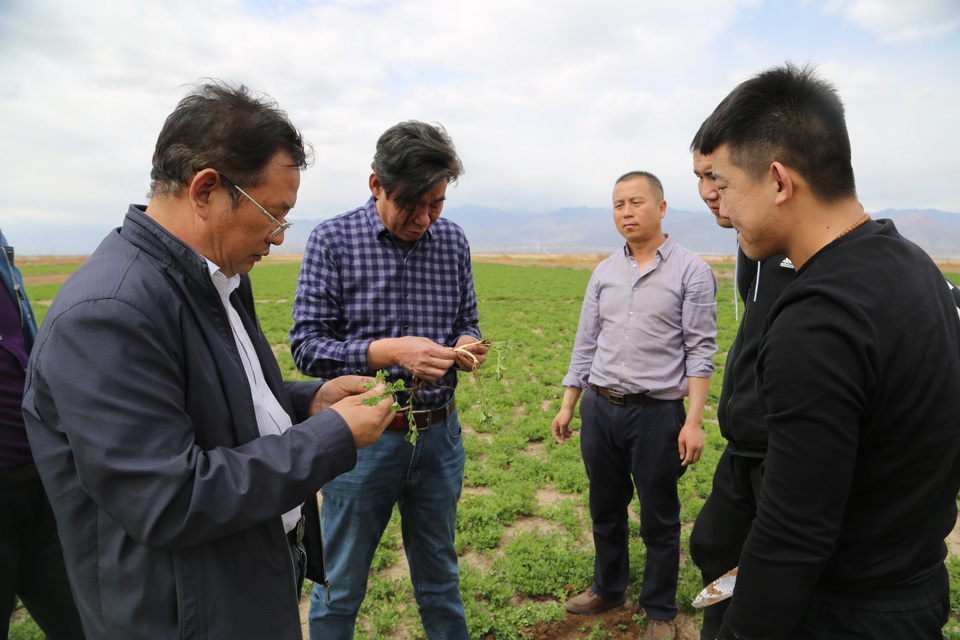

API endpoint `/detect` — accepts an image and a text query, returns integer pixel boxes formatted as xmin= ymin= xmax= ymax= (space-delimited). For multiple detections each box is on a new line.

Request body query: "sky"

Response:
xmin=1 ymin=0 xmax=958 ymax=254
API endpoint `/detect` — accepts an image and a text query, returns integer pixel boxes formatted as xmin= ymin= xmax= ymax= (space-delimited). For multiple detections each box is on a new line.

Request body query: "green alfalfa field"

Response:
xmin=14 ymin=256 xmax=960 ymax=640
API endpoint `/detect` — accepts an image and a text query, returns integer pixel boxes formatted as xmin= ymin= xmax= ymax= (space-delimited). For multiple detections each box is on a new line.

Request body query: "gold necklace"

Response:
xmin=835 ymin=214 xmax=870 ymax=240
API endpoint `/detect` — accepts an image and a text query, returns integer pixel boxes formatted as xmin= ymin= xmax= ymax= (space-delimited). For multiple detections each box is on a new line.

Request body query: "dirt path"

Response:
xmin=22 ymin=273 xmax=72 ymax=285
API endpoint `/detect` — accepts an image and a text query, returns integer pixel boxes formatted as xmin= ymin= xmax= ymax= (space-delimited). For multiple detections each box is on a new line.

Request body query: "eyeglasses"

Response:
xmin=216 ymin=171 xmax=293 ymax=238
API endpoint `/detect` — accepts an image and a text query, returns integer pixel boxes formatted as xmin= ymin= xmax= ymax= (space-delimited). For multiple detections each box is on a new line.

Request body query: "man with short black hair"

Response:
xmin=551 ymin=171 xmax=717 ymax=640
xmin=698 ymin=63 xmax=960 ymax=639
xmin=687 ymin=129 xmax=794 ymax=640
xmin=291 ymin=120 xmax=485 ymax=640
xmin=22 ymin=81 xmax=394 ymax=639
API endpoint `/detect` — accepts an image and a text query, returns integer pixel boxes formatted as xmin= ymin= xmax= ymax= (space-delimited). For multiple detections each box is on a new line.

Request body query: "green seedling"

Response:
xmin=362 ymin=370 xmax=421 ymax=445
xmin=362 ymin=370 xmax=404 ymax=411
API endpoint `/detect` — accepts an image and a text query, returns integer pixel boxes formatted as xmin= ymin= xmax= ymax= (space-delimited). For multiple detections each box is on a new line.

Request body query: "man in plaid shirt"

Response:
xmin=290 ymin=121 xmax=486 ymax=640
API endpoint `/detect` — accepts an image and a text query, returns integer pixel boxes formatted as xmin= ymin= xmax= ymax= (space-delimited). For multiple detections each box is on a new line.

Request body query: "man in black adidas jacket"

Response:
xmin=688 ymin=135 xmax=795 ymax=640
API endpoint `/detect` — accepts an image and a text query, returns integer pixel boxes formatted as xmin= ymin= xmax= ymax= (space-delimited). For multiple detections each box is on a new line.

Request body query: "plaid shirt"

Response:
xmin=290 ymin=196 xmax=481 ymax=409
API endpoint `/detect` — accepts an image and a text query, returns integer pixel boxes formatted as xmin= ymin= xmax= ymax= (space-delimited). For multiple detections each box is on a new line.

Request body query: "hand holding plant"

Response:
xmin=362 ymin=370 xmax=405 ymax=411
xmin=311 ymin=374 xmax=382 ymax=415
xmin=329 ymin=376 xmax=397 ymax=449
xmin=453 ymin=336 xmax=490 ymax=371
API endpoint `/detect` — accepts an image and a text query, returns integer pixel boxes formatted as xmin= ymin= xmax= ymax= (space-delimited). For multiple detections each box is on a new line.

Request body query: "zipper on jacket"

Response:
xmin=14 ymin=283 xmax=29 ymax=328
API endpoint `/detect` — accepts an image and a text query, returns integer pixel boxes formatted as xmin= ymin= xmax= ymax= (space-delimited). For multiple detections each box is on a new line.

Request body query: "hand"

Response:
xmin=551 ymin=407 xmax=575 ymax=443
xmin=309 ymin=375 xmax=374 ymax=415
xmin=392 ymin=336 xmax=456 ymax=381
xmin=328 ymin=382 xmax=395 ymax=449
xmin=678 ymin=422 xmax=705 ymax=466
xmin=454 ymin=336 xmax=489 ymax=372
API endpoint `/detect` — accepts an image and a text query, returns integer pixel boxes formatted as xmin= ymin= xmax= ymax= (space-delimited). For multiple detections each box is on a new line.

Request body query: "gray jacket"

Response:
xmin=23 ymin=206 xmax=356 ymax=639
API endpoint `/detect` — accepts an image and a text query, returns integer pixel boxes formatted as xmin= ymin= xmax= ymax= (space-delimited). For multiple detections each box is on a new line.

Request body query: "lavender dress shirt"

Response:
xmin=562 ymin=236 xmax=718 ymax=400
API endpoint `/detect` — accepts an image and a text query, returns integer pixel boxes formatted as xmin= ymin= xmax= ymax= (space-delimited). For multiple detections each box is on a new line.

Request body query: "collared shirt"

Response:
xmin=206 ymin=260 xmax=301 ymax=534
xmin=290 ymin=196 xmax=481 ymax=410
xmin=562 ymin=236 xmax=717 ymax=400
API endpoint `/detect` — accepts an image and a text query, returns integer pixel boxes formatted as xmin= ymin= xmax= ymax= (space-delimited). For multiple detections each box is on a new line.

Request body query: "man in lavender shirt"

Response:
xmin=551 ymin=171 xmax=717 ymax=640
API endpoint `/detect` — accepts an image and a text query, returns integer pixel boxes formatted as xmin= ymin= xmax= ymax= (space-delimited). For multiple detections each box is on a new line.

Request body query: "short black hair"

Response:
xmin=371 ymin=121 xmax=463 ymax=213
xmin=614 ymin=171 xmax=664 ymax=202
xmin=690 ymin=119 xmax=706 ymax=153
xmin=149 ymin=80 xmax=312 ymax=203
xmin=697 ymin=63 xmax=856 ymax=203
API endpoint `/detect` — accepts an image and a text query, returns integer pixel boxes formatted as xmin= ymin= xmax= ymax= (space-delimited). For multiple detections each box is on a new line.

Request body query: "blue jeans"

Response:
xmin=308 ymin=410 xmax=467 ymax=640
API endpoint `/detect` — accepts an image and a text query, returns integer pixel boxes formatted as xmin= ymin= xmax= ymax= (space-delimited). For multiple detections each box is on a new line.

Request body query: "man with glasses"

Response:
xmin=22 ymin=81 xmax=395 ymax=639
xmin=216 ymin=170 xmax=295 ymax=237
xmin=290 ymin=121 xmax=485 ymax=640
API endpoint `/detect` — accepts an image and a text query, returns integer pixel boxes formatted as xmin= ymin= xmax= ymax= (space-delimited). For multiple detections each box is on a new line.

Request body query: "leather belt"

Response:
xmin=286 ymin=515 xmax=305 ymax=547
xmin=386 ymin=398 xmax=456 ymax=431
xmin=590 ymin=384 xmax=666 ymax=406
xmin=0 ymin=462 xmax=39 ymax=486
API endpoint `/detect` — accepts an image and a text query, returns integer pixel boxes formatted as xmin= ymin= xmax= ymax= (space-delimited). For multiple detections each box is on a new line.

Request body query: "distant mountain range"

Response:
xmin=12 ymin=207 xmax=960 ymax=259
xmin=278 ymin=207 xmax=960 ymax=259
xmin=447 ymin=206 xmax=960 ymax=259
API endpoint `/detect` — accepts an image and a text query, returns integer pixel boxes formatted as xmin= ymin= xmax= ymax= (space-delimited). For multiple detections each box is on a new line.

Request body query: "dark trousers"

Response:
xmin=1 ymin=472 xmax=84 ymax=639
xmin=787 ymin=563 xmax=950 ymax=640
xmin=579 ymin=387 xmax=686 ymax=621
xmin=689 ymin=447 xmax=763 ymax=639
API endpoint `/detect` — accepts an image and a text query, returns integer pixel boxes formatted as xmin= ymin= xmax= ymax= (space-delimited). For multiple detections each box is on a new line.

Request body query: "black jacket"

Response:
xmin=23 ymin=206 xmax=356 ymax=639
xmin=716 ymin=249 xmax=794 ymax=456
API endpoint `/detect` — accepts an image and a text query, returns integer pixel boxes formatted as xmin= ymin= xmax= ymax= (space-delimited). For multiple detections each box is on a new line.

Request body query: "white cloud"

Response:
xmin=0 ymin=0 xmax=958 ymax=254
xmin=821 ymin=0 xmax=960 ymax=43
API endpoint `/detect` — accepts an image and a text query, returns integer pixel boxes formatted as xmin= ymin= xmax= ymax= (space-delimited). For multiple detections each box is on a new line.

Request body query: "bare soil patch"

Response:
xmin=504 ymin=515 xmax=562 ymax=541
xmin=521 ymin=603 xmax=699 ymax=640
xmin=535 ymin=488 xmax=565 ymax=507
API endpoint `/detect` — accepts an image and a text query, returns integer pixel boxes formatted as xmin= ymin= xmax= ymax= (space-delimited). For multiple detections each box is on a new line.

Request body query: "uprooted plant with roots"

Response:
xmin=363 ymin=339 xmax=511 ymax=444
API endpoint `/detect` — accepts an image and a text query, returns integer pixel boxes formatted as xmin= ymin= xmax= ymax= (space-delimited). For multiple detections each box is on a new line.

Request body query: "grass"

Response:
xmin=16 ymin=264 xmax=83 ymax=276
xmin=14 ymin=259 xmax=960 ymax=639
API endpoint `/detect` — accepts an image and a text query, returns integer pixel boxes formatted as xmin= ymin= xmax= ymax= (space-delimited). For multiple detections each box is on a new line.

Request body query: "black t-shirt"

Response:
xmin=720 ymin=218 xmax=960 ymax=638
